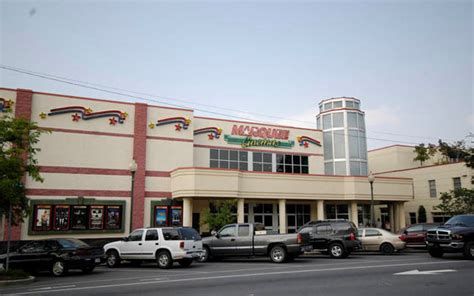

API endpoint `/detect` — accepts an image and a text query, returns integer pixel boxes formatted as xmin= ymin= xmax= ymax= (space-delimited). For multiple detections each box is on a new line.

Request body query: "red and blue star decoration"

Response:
xmin=194 ymin=127 xmax=222 ymax=140
xmin=155 ymin=117 xmax=191 ymax=131
xmin=46 ymin=106 xmax=127 ymax=125
xmin=297 ymin=136 xmax=321 ymax=148
xmin=0 ymin=98 xmax=14 ymax=113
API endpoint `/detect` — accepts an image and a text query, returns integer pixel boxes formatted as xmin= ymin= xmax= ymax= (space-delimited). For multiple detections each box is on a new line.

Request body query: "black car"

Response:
xmin=298 ymin=219 xmax=361 ymax=258
xmin=0 ymin=238 xmax=104 ymax=276
xmin=426 ymin=214 xmax=474 ymax=260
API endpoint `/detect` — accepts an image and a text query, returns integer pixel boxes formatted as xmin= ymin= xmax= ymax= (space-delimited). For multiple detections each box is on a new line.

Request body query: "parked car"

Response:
xmin=357 ymin=228 xmax=406 ymax=254
xmin=297 ymin=219 xmax=361 ymax=258
xmin=0 ymin=238 xmax=103 ymax=276
xmin=198 ymin=223 xmax=312 ymax=263
xmin=398 ymin=223 xmax=440 ymax=247
xmin=426 ymin=214 xmax=474 ymax=260
xmin=104 ymin=227 xmax=202 ymax=269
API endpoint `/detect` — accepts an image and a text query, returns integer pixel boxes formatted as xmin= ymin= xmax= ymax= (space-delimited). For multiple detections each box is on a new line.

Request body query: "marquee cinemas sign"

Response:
xmin=224 ymin=125 xmax=295 ymax=148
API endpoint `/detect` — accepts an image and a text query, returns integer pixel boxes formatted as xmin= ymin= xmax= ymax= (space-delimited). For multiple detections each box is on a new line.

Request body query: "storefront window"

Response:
xmin=326 ymin=204 xmax=349 ymax=220
xmin=357 ymin=204 xmax=370 ymax=227
xmin=286 ymin=204 xmax=310 ymax=233
xmin=252 ymin=203 xmax=275 ymax=230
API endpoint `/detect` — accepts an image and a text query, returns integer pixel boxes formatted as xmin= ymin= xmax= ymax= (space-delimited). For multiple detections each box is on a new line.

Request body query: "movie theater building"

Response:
xmin=0 ymin=88 xmax=413 ymax=241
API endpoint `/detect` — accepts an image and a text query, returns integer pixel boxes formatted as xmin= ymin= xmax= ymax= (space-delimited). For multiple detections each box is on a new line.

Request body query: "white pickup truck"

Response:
xmin=104 ymin=227 xmax=203 ymax=269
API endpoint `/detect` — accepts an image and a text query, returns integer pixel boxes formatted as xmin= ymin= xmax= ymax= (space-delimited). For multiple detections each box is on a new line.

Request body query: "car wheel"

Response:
xmin=329 ymin=243 xmax=347 ymax=259
xmin=380 ymin=243 xmax=395 ymax=255
xmin=428 ymin=248 xmax=444 ymax=258
xmin=463 ymin=242 xmax=474 ymax=260
xmin=51 ymin=260 xmax=67 ymax=277
xmin=106 ymin=250 xmax=121 ymax=268
xmin=178 ymin=259 xmax=193 ymax=267
xmin=269 ymin=245 xmax=287 ymax=263
xmin=197 ymin=246 xmax=211 ymax=263
xmin=82 ymin=266 xmax=95 ymax=274
xmin=156 ymin=251 xmax=173 ymax=269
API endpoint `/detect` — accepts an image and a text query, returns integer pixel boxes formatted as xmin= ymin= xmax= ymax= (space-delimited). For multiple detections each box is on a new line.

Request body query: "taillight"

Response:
xmin=349 ymin=233 xmax=356 ymax=241
xmin=297 ymin=233 xmax=303 ymax=244
xmin=72 ymin=249 xmax=88 ymax=256
xmin=179 ymin=241 xmax=185 ymax=249
xmin=399 ymin=235 xmax=406 ymax=241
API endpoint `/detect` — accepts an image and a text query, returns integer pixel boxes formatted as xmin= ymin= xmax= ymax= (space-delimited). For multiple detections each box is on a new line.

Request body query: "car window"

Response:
xmin=21 ymin=241 xmax=48 ymax=253
xmin=357 ymin=229 xmax=364 ymax=237
xmin=299 ymin=227 xmax=312 ymax=234
xmin=57 ymin=239 xmax=89 ymax=248
xmin=406 ymin=225 xmax=423 ymax=233
xmin=145 ymin=229 xmax=159 ymax=241
xmin=219 ymin=225 xmax=236 ymax=237
xmin=238 ymin=225 xmax=250 ymax=237
xmin=179 ymin=228 xmax=201 ymax=240
xmin=163 ymin=229 xmax=181 ymax=240
xmin=129 ymin=230 xmax=144 ymax=241
xmin=315 ymin=225 xmax=332 ymax=234
xmin=365 ymin=229 xmax=381 ymax=237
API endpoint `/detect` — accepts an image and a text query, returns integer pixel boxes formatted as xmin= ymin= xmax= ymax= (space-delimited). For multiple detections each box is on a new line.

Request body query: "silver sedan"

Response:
xmin=357 ymin=228 xmax=406 ymax=255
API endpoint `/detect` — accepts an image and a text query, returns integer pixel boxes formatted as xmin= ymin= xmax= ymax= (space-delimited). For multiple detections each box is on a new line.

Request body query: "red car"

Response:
xmin=399 ymin=223 xmax=440 ymax=247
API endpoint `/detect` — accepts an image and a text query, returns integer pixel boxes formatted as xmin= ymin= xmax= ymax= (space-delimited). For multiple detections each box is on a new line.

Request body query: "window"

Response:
xmin=324 ymin=162 xmax=334 ymax=175
xmin=315 ymin=225 xmax=332 ymax=234
xmin=323 ymin=132 xmax=333 ymax=160
xmin=346 ymin=101 xmax=354 ymax=108
xmin=287 ymin=204 xmax=311 ymax=233
xmin=332 ymin=113 xmax=344 ymax=128
xmin=334 ymin=131 xmax=345 ymax=159
xmin=409 ymin=213 xmax=417 ymax=225
xmin=326 ymin=204 xmax=349 ymax=220
xmin=162 ymin=229 xmax=180 ymax=240
xmin=453 ymin=177 xmax=462 ymax=190
xmin=357 ymin=113 xmax=365 ymax=129
xmin=334 ymin=161 xmax=346 ymax=175
xmin=429 ymin=180 xmax=437 ymax=198
xmin=299 ymin=226 xmax=312 ymax=234
xmin=253 ymin=152 xmax=272 ymax=172
xmin=365 ymin=229 xmax=381 ymax=237
xmin=316 ymin=117 xmax=321 ymax=130
xmin=179 ymin=228 xmax=201 ymax=240
xmin=406 ymin=224 xmax=423 ymax=233
xmin=323 ymin=114 xmax=332 ymax=129
xmin=219 ymin=225 xmax=236 ymax=237
xmin=350 ymin=161 xmax=361 ymax=176
xmin=354 ymin=101 xmax=360 ymax=110
xmin=348 ymin=130 xmax=360 ymax=159
xmin=145 ymin=229 xmax=159 ymax=241
xmin=238 ymin=225 xmax=250 ymax=237
xmin=324 ymin=102 xmax=332 ymax=111
xmin=347 ymin=112 xmax=357 ymax=128
xmin=333 ymin=101 xmax=343 ymax=108
xmin=253 ymin=203 xmax=275 ymax=229
xmin=276 ymin=154 xmax=309 ymax=174
xmin=210 ymin=149 xmax=248 ymax=170
xmin=129 ymin=230 xmax=143 ymax=241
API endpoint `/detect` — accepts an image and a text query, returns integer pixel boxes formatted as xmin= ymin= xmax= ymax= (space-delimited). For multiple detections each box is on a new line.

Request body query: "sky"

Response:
xmin=0 ymin=0 xmax=472 ymax=149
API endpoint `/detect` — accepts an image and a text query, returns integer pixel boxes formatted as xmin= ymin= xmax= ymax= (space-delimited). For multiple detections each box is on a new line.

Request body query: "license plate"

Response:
xmin=95 ymin=258 xmax=101 ymax=263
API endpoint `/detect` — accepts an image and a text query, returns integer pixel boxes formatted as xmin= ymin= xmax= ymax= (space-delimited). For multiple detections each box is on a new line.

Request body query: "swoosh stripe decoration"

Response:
xmin=194 ymin=127 xmax=222 ymax=140
xmin=154 ymin=117 xmax=191 ymax=131
xmin=297 ymin=136 xmax=321 ymax=148
xmin=46 ymin=106 xmax=128 ymax=125
xmin=0 ymin=98 xmax=14 ymax=112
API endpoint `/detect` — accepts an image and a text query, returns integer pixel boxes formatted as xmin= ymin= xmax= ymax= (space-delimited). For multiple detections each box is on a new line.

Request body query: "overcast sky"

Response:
xmin=1 ymin=0 xmax=472 ymax=149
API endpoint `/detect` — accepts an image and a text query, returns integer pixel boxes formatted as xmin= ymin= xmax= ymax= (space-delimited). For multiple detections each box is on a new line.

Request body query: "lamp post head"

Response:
xmin=129 ymin=159 xmax=138 ymax=173
xmin=368 ymin=171 xmax=375 ymax=183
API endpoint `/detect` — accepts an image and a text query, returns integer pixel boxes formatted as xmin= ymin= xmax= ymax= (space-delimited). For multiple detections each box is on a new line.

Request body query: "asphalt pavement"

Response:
xmin=1 ymin=252 xmax=473 ymax=296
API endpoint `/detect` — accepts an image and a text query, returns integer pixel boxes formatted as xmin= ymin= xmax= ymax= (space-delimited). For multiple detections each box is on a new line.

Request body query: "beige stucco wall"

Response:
xmin=146 ymin=139 xmax=193 ymax=171
xmin=375 ymin=162 xmax=473 ymax=223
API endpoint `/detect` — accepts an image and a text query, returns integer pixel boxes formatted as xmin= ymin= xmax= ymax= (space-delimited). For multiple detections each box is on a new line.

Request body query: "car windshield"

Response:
xmin=56 ymin=238 xmax=89 ymax=248
xmin=444 ymin=216 xmax=474 ymax=227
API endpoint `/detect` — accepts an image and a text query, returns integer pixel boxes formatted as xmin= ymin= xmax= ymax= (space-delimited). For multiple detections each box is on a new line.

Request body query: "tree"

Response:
xmin=0 ymin=109 xmax=47 ymax=271
xmin=464 ymin=147 xmax=474 ymax=169
xmin=202 ymin=200 xmax=237 ymax=232
xmin=413 ymin=144 xmax=430 ymax=166
xmin=436 ymin=188 xmax=474 ymax=216
xmin=418 ymin=205 xmax=427 ymax=223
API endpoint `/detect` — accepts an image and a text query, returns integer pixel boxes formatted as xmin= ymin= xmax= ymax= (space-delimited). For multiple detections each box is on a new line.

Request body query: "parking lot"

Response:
xmin=1 ymin=251 xmax=473 ymax=296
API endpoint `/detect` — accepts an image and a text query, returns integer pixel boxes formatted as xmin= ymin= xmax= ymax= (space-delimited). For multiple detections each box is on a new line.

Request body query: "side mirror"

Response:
xmin=122 ymin=237 xmax=129 ymax=242
xmin=211 ymin=230 xmax=217 ymax=236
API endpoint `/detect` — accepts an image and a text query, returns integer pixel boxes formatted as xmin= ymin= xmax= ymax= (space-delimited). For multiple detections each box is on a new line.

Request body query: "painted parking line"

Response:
xmin=6 ymin=260 xmax=468 ymax=295
xmin=29 ymin=285 xmax=76 ymax=291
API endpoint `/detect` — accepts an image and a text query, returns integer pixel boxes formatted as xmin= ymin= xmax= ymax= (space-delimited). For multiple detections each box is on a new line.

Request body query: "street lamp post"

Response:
xmin=129 ymin=159 xmax=138 ymax=233
xmin=368 ymin=171 xmax=375 ymax=227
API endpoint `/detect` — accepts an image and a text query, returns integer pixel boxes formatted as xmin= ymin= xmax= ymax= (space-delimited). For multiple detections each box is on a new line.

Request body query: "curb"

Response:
xmin=0 ymin=276 xmax=35 ymax=287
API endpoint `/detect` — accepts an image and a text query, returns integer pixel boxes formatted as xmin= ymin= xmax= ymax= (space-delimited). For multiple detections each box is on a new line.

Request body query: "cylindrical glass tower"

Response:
xmin=316 ymin=97 xmax=368 ymax=176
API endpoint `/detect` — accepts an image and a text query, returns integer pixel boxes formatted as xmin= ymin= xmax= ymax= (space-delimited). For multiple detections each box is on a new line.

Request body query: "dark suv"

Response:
xmin=298 ymin=219 xmax=361 ymax=258
xmin=426 ymin=214 xmax=474 ymax=260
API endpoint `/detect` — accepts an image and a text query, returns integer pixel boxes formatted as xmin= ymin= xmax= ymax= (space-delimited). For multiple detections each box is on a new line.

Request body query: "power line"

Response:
xmin=0 ymin=64 xmax=429 ymax=145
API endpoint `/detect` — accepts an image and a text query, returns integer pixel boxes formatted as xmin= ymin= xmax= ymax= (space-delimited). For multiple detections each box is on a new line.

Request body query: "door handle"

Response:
xmin=155 ymin=243 xmax=159 ymax=246
xmin=138 ymin=243 xmax=142 ymax=246
xmin=230 ymin=239 xmax=235 ymax=242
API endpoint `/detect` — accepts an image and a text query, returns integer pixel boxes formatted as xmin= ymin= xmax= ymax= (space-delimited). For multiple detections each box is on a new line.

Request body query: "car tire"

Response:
xmin=51 ymin=260 xmax=68 ymax=277
xmin=82 ymin=266 xmax=95 ymax=274
xmin=428 ymin=248 xmax=444 ymax=258
xmin=197 ymin=246 xmax=211 ymax=263
xmin=380 ymin=243 xmax=395 ymax=255
xmin=178 ymin=259 xmax=193 ymax=267
xmin=463 ymin=241 xmax=474 ymax=260
xmin=328 ymin=243 xmax=347 ymax=259
xmin=269 ymin=245 xmax=287 ymax=263
xmin=106 ymin=250 xmax=121 ymax=268
xmin=156 ymin=250 xmax=173 ymax=269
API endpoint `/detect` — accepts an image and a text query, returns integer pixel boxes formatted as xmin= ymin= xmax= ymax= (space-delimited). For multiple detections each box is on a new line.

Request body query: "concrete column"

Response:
xmin=389 ymin=204 xmax=395 ymax=232
xmin=350 ymin=201 xmax=358 ymax=227
xmin=398 ymin=202 xmax=406 ymax=230
xmin=310 ymin=202 xmax=318 ymax=221
xmin=183 ymin=198 xmax=193 ymax=227
xmin=279 ymin=199 xmax=287 ymax=234
xmin=317 ymin=200 xmax=325 ymax=220
xmin=237 ymin=199 xmax=245 ymax=223
xmin=393 ymin=203 xmax=400 ymax=232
